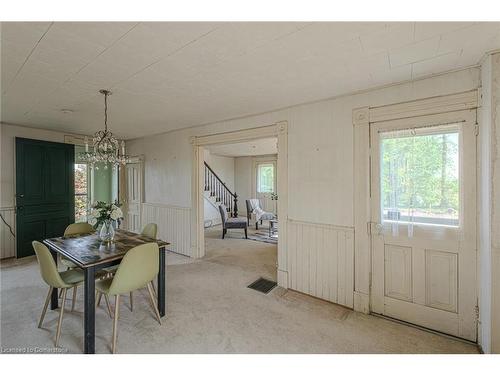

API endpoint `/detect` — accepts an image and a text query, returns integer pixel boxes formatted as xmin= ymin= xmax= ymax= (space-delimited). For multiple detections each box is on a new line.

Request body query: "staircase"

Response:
xmin=204 ymin=161 xmax=238 ymax=217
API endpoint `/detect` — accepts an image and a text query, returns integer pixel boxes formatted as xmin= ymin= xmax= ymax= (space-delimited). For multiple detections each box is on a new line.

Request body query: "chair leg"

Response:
xmin=96 ymin=291 xmax=103 ymax=307
xmin=147 ymin=283 xmax=162 ymax=325
xmin=129 ymin=291 xmax=133 ymax=312
xmin=104 ymin=294 xmax=113 ymax=318
xmin=244 ymin=227 xmax=248 ymax=239
xmin=150 ymin=281 xmax=157 ymax=300
xmin=112 ymin=295 xmax=120 ymax=354
xmin=38 ymin=286 xmax=53 ymax=328
xmin=55 ymin=288 xmax=67 ymax=347
xmin=95 ymin=291 xmax=101 ymax=308
xmin=71 ymin=286 xmax=77 ymax=312
xmin=256 ymin=222 xmax=258 ymax=230
xmin=222 ymin=228 xmax=226 ymax=239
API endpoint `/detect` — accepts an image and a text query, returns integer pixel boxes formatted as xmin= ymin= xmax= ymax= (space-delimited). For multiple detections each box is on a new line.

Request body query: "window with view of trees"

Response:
xmin=75 ymin=163 xmax=88 ymax=223
xmin=257 ymin=163 xmax=275 ymax=193
xmin=380 ymin=126 xmax=459 ymax=227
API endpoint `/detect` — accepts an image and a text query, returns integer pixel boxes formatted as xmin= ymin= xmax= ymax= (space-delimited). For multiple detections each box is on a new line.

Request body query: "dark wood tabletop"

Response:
xmin=43 ymin=229 xmax=170 ymax=268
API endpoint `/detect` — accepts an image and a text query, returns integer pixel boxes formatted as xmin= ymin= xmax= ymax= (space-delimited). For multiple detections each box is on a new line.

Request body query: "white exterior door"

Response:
xmin=370 ymin=110 xmax=477 ymax=341
xmin=254 ymin=159 xmax=277 ymax=214
xmin=124 ymin=163 xmax=143 ymax=233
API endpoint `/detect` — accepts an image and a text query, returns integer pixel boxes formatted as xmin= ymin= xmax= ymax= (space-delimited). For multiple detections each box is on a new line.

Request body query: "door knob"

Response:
xmin=17 ymin=194 xmax=24 ymax=198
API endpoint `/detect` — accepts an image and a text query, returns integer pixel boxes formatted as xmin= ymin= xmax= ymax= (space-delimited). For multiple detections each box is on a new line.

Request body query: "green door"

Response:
xmin=15 ymin=138 xmax=75 ymax=258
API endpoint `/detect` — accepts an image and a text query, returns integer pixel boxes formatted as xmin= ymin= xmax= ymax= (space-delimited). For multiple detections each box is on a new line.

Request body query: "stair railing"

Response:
xmin=204 ymin=161 xmax=238 ymax=217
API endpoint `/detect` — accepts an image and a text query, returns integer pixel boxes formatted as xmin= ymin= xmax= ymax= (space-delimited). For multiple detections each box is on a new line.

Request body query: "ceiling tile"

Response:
xmin=411 ymin=51 xmax=462 ymax=78
xmin=361 ymin=23 xmax=415 ymax=55
xmin=2 ymin=22 xmax=500 ymax=139
xmin=414 ymin=22 xmax=475 ymax=41
xmin=389 ymin=37 xmax=441 ymax=68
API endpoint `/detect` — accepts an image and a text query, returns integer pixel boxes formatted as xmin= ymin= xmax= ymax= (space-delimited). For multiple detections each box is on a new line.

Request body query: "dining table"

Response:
xmin=43 ymin=229 xmax=170 ymax=354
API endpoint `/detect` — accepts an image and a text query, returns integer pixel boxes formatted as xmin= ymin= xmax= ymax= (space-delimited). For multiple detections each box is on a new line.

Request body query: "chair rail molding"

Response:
xmin=352 ymin=89 xmax=480 ymax=315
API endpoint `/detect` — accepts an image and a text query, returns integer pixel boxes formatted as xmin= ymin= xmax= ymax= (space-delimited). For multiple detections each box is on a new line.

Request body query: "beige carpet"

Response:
xmin=0 ymin=228 xmax=478 ymax=354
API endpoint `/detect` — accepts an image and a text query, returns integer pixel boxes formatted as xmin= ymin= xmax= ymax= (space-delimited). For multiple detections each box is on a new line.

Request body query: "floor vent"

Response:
xmin=247 ymin=278 xmax=277 ymax=294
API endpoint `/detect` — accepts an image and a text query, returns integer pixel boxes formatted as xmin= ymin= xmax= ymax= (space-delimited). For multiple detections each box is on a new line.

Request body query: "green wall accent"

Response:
xmin=93 ymin=164 xmax=113 ymax=202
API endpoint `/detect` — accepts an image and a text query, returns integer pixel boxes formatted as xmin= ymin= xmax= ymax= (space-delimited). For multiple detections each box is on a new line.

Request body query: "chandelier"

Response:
xmin=80 ymin=89 xmax=130 ymax=169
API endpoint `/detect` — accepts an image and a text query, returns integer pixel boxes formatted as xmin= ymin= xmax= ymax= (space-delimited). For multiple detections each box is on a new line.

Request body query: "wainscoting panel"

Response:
xmin=0 ymin=207 xmax=16 ymax=259
xmin=287 ymin=219 xmax=354 ymax=308
xmin=141 ymin=203 xmax=191 ymax=256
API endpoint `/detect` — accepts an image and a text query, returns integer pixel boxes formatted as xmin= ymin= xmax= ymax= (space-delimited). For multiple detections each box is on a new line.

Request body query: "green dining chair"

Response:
xmin=32 ymin=241 xmax=85 ymax=347
xmin=101 ymin=223 xmax=158 ymax=312
xmin=60 ymin=222 xmax=94 ymax=269
xmin=95 ymin=242 xmax=161 ymax=353
xmin=57 ymin=222 xmax=95 ymax=304
xmin=141 ymin=223 xmax=158 ymax=239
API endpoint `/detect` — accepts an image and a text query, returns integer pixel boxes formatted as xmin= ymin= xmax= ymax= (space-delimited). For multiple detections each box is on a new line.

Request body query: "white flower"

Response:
xmin=110 ymin=207 xmax=123 ymax=220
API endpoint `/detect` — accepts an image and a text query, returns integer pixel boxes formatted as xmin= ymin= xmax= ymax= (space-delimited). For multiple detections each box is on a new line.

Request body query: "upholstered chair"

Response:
xmin=219 ymin=204 xmax=248 ymax=239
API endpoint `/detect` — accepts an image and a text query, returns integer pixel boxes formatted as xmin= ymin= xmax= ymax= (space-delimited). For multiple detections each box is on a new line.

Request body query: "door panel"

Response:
xmin=124 ymin=163 xmax=142 ymax=233
xmin=370 ymin=110 xmax=477 ymax=341
xmin=16 ymin=138 xmax=75 ymax=258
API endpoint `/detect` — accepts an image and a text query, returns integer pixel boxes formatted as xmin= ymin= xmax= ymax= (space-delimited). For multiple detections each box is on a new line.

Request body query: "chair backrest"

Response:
xmin=32 ymin=241 xmax=67 ymax=288
xmin=245 ymin=200 xmax=252 ymax=216
xmin=141 ymin=223 xmax=158 ymax=239
xmin=64 ymin=222 xmax=94 ymax=236
xmin=218 ymin=205 xmax=228 ymax=226
xmin=108 ymin=243 xmax=159 ymax=295
xmin=247 ymin=199 xmax=261 ymax=212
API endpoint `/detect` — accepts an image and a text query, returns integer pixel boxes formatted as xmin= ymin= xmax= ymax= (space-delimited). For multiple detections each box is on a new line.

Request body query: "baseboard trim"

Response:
xmin=277 ymin=269 xmax=288 ymax=288
xmin=354 ymin=291 xmax=370 ymax=314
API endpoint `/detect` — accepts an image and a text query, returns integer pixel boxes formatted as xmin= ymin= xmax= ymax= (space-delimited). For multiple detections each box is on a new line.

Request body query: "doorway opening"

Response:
xmin=192 ymin=122 xmax=289 ymax=287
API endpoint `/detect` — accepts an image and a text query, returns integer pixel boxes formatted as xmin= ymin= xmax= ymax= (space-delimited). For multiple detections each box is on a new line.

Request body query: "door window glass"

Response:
xmin=380 ymin=124 xmax=459 ymax=227
xmin=257 ymin=163 xmax=275 ymax=193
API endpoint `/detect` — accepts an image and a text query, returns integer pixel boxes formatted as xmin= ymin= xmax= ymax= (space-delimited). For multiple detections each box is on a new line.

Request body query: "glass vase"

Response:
xmin=99 ymin=219 xmax=115 ymax=244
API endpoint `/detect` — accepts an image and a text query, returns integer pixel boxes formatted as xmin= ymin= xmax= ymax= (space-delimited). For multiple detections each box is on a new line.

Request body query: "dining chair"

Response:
xmin=61 ymin=222 xmax=94 ymax=269
xmin=101 ymin=223 xmax=158 ymax=312
xmin=95 ymin=242 xmax=161 ymax=353
xmin=57 ymin=222 xmax=95 ymax=304
xmin=32 ymin=241 xmax=84 ymax=347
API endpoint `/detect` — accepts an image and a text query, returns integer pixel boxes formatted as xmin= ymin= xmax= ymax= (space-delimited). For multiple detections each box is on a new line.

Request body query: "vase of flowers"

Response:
xmin=88 ymin=201 xmax=123 ymax=244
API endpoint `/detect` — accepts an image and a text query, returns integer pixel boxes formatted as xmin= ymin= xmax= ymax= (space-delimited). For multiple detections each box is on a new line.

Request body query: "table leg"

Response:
xmin=83 ymin=266 xmax=95 ymax=354
xmin=157 ymin=247 xmax=166 ymax=317
xmin=49 ymin=249 xmax=58 ymax=310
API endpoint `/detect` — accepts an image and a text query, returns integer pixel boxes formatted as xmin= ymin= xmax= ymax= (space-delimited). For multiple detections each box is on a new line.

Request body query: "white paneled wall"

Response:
xmin=0 ymin=207 xmax=16 ymax=259
xmin=287 ymin=219 xmax=354 ymax=308
xmin=141 ymin=203 xmax=191 ymax=256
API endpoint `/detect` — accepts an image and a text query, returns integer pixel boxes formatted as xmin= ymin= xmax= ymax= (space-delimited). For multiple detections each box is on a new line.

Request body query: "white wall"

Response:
xmin=480 ymin=52 xmax=500 ymax=354
xmin=127 ymin=67 xmax=480 ymax=310
xmin=203 ymin=149 xmax=235 ymax=191
xmin=234 ymin=156 xmax=253 ymax=215
xmin=128 ymin=68 xmax=480 ymax=225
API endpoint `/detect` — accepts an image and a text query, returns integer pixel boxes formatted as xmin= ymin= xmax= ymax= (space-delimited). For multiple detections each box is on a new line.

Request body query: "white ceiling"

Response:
xmin=206 ymin=137 xmax=277 ymax=157
xmin=1 ymin=22 xmax=500 ymax=139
